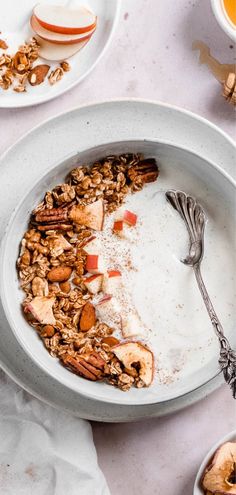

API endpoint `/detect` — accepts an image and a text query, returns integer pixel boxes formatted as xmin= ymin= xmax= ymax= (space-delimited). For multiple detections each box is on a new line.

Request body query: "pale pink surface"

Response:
xmin=0 ymin=1 xmax=235 ymax=494
xmin=93 ymin=386 xmax=235 ymax=495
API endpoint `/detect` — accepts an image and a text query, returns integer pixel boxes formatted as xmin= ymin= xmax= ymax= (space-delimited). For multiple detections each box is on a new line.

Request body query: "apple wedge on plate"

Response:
xmin=31 ymin=14 xmax=96 ymax=45
xmin=30 ymin=3 xmax=97 ymax=61
xmin=34 ymin=4 xmax=97 ymax=34
xmin=35 ymin=37 xmax=90 ymax=61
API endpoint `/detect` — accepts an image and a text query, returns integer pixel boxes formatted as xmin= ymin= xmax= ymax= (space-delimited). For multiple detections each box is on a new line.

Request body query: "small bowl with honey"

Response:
xmin=211 ymin=0 xmax=236 ymax=41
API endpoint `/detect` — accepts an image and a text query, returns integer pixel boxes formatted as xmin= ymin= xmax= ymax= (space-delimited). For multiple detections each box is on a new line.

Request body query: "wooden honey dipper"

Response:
xmin=192 ymin=41 xmax=236 ymax=106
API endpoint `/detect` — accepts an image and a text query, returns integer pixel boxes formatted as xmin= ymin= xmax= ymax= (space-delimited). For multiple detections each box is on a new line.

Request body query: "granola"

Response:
xmin=0 ymin=37 xmax=69 ymax=93
xmin=17 ymin=154 xmax=159 ymax=391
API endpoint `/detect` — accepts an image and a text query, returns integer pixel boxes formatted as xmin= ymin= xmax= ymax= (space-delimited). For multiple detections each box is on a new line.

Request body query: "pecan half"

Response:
xmin=128 ymin=158 xmax=159 ymax=183
xmin=33 ymin=206 xmax=73 ymax=232
xmin=37 ymin=223 xmax=72 ymax=232
xmin=35 ymin=207 xmax=69 ymax=223
xmin=62 ymin=353 xmax=103 ymax=381
xmin=84 ymin=352 xmax=105 ymax=370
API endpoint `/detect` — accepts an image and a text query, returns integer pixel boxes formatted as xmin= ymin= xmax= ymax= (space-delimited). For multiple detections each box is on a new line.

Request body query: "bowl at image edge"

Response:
xmin=193 ymin=430 xmax=236 ymax=495
xmin=211 ymin=0 xmax=236 ymax=41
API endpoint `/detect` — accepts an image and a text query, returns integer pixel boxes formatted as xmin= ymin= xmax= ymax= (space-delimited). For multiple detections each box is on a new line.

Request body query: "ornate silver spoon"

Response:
xmin=166 ymin=189 xmax=236 ymax=398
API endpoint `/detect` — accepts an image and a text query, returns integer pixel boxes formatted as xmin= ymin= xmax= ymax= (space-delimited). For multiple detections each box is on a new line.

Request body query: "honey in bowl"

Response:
xmin=222 ymin=0 xmax=236 ymax=26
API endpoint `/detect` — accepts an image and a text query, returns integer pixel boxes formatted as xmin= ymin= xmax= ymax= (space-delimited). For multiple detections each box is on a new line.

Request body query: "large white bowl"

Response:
xmin=193 ymin=429 xmax=236 ymax=495
xmin=0 ymin=100 xmax=235 ymax=420
xmin=1 ymin=139 xmax=236 ymax=407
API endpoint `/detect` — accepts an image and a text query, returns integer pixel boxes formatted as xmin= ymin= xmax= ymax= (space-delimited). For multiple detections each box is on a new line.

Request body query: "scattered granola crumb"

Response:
xmin=0 ymin=37 xmax=71 ymax=93
xmin=0 ymin=37 xmax=40 ymax=92
xmin=48 ymin=67 xmax=64 ymax=85
xmin=60 ymin=60 xmax=70 ymax=72
xmin=0 ymin=39 xmax=8 ymax=50
xmin=13 ymin=85 xmax=26 ymax=93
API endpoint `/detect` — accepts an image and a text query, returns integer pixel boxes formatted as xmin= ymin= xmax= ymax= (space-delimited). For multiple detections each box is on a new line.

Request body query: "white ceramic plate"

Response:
xmin=193 ymin=430 xmax=236 ymax=495
xmin=0 ymin=0 xmax=120 ymax=108
xmin=0 ymin=100 xmax=235 ymax=420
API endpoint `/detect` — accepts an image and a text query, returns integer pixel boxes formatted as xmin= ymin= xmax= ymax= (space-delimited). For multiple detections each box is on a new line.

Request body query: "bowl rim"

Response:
xmin=0 ymin=137 xmax=235 ymax=406
xmin=1 ymin=98 xmax=235 ymax=162
xmin=211 ymin=0 xmax=236 ymax=41
xmin=193 ymin=429 xmax=236 ymax=494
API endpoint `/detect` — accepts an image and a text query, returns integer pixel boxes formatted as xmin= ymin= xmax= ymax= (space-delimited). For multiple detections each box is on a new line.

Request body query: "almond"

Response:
xmin=28 ymin=64 xmax=50 ymax=86
xmin=102 ymin=336 xmax=120 ymax=347
xmin=80 ymin=302 xmax=96 ymax=331
xmin=59 ymin=281 xmax=71 ymax=293
xmin=47 ymin=266 xmax=72 ymax=283
xmin=40 ymin=325 xmax=55 ymax=337
xmin=72 ymin=277 xmax=81 ymax=286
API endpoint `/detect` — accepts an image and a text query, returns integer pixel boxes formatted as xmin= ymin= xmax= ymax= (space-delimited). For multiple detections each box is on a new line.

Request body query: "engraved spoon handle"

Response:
xmin=193 ymin=263 xmax=236 ymax=398
xmin=194 ymin=264 xmax=227 ymax=341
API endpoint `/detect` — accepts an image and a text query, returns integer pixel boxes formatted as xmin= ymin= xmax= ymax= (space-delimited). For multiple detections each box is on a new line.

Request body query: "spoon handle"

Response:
xmin=194 ymin=263 xmax=236 ymax=398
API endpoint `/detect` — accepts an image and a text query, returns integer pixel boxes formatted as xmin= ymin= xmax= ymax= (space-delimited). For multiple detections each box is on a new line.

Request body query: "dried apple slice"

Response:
xmin=24 ymin=296 xmax=56 ymax=325
xmin=31 ymin=14 xmax=96 ymax=45
xmin=202 ymin=442 xmax=236 ymax=494
xmin=69 ymin=199 xmax=104 ymax=231
xmin=36 ymin=36 xmax=89 ymax=61
xmin=113 ymin=342 xmax=154 ymax=387
xmin=33 ymin=4 xmax=96 ymax=35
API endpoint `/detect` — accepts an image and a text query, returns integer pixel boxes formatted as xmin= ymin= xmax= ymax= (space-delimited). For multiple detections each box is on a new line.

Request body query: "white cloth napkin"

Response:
xmin=0 ymin=371 xmax=110 ymax=495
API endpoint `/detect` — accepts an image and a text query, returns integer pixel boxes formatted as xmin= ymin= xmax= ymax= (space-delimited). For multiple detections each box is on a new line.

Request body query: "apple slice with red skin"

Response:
xmin=123 ymin=210 xmax=137 ymax=226
xmin=69 ymin=199 xmax=104 ymax=231
xmin=113 ymin=210 xmax=137 ymax=236
xmin=31 ymin=15 xmax=96 ymax=45
xmin=113 ymin=220 xmax=124 ymax=236
xmin=121 ymin=310 xmax=146 ymax=338
xmin=102 ymin=270 xmax=122 ymax=294
xmin=202 ymin=441 xmax=236 ymax=494
xmin=86 ymin=254 xmax=106 ymax=274
xmin=24 ymin=296 xmax=56 ymax=325
xmin=36 ymin=36 xmax=89 ymax=61
xmin=84 ymin=274 xmax=103 ymax=294
xmin=97 ymin=294 xmax=113 ymax=305
xmin=113 ymin=342 xmax=154 ymax=387
xmin=96 ymin=295 xmax=121 ymax=324
xmin=96 ymin=294 xmax=113 ymax=317
xmin=33 ymin=4 xmax=96 ymax=35
xmin=82 ymin=236 xmax=102 ymax=255
xmin=108 ymin=270 xmax=122 ymax=277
